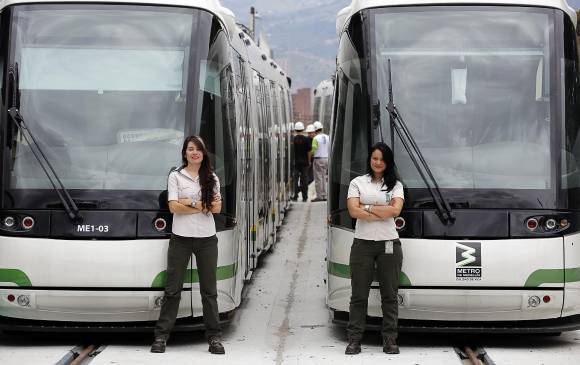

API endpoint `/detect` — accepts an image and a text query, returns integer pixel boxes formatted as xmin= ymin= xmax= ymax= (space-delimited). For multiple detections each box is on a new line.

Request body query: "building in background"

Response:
xmin=292 ymin=88 xmax=312 ymax=123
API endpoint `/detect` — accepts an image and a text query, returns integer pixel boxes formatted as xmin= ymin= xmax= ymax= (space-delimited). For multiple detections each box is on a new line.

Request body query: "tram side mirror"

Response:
xmin=451 ymin=67 xmax=467 ymax=105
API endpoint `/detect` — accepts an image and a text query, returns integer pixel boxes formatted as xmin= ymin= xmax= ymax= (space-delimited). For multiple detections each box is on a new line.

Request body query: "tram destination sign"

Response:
xmin=455 ymin=242 xmax=482 ymax=281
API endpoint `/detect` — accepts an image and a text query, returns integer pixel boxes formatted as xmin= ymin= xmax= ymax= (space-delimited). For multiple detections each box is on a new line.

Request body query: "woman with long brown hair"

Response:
xmin=151 ymin=135 xmax=224 ymax=354
xmin=345 ymin=142 xmax=404 ymax=355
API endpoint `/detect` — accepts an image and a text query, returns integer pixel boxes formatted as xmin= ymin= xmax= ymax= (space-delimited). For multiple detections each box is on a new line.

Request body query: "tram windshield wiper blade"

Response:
xmin=385 ymin=59 xmax=455 ymax=224
xmin=7 ymin=63 xmax=83 ymax=224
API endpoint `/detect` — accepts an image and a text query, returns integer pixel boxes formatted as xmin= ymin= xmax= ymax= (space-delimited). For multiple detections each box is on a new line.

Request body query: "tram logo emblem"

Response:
xmin=455 ymin=242 xmax=482 ymax=280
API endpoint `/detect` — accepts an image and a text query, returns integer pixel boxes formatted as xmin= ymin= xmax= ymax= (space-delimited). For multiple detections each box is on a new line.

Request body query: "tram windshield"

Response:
xmin=373 ymin=7 xmax=556 ymax=191
xmin=1 ymin=4 xmax=237 ymax=211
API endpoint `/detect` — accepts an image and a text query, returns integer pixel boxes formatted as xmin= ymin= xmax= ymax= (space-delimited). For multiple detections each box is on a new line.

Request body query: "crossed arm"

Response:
xmin=347 ymin=196 xmax=404 ymax=221
xmin=168 ymin=195 xmax=222 ymax=215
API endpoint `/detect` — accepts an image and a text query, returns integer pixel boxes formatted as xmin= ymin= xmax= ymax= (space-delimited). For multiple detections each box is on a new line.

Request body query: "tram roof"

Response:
xmin=314 ymin=79 xmax=334 ymax=97
xmin=0 ymin=0 xmax=237 ymax=33
xmin=0 ymin=0 xmax=291 ymax=86
xmin=337 ymin=0 xmax=577 ymax=36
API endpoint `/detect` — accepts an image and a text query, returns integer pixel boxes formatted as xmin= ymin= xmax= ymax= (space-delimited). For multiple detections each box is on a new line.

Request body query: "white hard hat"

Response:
xmin=313 ymin=121 xmax=323 ymax=131
xmin=305 ymin=124 xmax=315 ymax=133
xmin=294 ymin=121 xmax=305 ymax=131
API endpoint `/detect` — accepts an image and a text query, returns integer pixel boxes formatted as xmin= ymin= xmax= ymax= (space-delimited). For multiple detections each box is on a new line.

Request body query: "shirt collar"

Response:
xmin=365 ymin=174 xmax=384 ymax=184
xmin=179 ymin=169 xmax=200 ymax=182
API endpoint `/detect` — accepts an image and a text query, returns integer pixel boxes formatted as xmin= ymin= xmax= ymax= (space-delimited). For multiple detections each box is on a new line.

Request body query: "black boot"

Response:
xmin=208 ymin=336 xmax=225 ymax=354
xmin=345 ymin=339 xmax=361 ymax=355
xmin=383 ymin=336 xmax=399 ymax=354
xmin=150 ymin=338 xmax=166 ymax=353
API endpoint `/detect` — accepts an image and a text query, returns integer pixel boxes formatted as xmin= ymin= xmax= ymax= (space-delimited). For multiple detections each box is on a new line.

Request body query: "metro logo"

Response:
xmin=455 ymin=242 xmax=482 ymax=280
xmin=455 ymin=242 xmax=481 ymax=267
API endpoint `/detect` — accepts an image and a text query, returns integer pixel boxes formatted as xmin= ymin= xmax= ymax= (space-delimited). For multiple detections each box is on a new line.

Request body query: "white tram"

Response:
xmin=0 ymin=0 xmax=293 ymax=330
xmin=327 ymin=0 xmax=580 ymax=332
xmin=313 ymin=79 xmax=334 ymax=129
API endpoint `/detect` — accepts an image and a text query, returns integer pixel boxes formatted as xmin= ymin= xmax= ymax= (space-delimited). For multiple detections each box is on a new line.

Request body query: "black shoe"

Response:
xmin=345 ymin=339 xmax=361 ymax=355
xmin=312 ymin=198 xmax=324 ymax=202
xmin=208 ymin=337 xmax=225 ymax=354
xmin=150 ymin=338 xmax=166 ymax=353
xmin=302 ymin=198 xmax=308 ymax=202
xmin=383 ymin=336 xmax=399 ymax=354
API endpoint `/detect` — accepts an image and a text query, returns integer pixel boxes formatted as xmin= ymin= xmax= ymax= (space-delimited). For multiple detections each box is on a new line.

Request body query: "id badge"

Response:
xmin=385 ymin=240 xmax=393 ymax=254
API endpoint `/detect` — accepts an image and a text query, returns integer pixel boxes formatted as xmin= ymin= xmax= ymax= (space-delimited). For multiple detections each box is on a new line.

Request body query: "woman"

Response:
xmin=344 ymin=142 xmax=404 ymax=355
xmin=151 ymin=135 xmax=225 ymax=355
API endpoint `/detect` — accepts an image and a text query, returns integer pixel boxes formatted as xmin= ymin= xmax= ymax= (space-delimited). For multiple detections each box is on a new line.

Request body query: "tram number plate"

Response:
xmin=77 ymin=225 xmax=110 ymax=233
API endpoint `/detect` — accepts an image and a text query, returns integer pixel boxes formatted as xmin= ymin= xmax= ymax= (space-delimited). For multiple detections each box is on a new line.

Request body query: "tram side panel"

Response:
xmin=564 ymin=232 xmax=580 ymax=316
xmin=230 ymin=48 xmax=249 ymax=298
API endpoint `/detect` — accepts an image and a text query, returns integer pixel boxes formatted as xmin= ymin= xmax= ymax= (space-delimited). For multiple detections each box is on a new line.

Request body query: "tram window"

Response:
xmin=563 ymin=14 xmax=580 ymax=191
xmin=196 ymin=22 xmax=236 ymax=217
xmin=7 ymin=6 xmax=206 ymax=192
xmin=323 ymin=94 xmax=333 ymax=126
xmin=373 ymin=8 xmax=554 ymax=189
xmin=313 ymin=97 xmax=321 ymax=121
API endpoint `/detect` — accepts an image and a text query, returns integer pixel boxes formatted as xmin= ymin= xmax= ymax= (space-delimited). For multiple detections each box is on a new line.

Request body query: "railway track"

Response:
xmin=455 ymin=345 xmax=496 ymax=365
xmin=55 ymin=344 xmax=105 ymax=365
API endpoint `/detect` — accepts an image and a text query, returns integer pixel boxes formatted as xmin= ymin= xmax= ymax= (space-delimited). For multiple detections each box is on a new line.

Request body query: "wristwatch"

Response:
xmin=364 ymin=204 xmax=371 ymax=213
xmin=191 ymin=201 xmax=197 ymax=208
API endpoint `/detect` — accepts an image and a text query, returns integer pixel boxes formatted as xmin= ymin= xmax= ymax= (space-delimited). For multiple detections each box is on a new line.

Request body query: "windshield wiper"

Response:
xmin=385 ymin=59 xmax=455 ymax=224
xmin=7 ymin=63 xmax=83 ymax=224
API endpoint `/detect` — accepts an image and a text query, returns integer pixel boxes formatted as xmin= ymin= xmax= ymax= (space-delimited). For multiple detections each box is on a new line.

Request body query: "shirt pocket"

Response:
xmin=362 ymin=191 xmax=388 ymax=205
xmin=178 ymin=186 xmax=194 ymax=199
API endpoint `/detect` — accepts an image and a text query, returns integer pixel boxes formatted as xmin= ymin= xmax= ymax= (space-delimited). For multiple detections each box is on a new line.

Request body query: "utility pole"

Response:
xmin=249 ymin=6 xmax=259 ymax=40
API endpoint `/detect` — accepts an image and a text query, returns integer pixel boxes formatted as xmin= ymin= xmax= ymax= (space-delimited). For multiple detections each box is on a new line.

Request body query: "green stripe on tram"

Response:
xmin=328 ymin=262 xmax=412 ymax=286
xmin=151 ymin=264 xmax=237 ymax=288
xmin=524 ymin=268 xmax=580 ymax=287
xmin=0 ymin=269 xmax=32 ymax=286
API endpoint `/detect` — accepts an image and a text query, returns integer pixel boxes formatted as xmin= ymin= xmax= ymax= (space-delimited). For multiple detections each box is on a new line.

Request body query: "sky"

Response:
xmin=221 ymin=0 xmax=580 ymax=91
xmin=221 ymin=0 xmax=350 ymax=90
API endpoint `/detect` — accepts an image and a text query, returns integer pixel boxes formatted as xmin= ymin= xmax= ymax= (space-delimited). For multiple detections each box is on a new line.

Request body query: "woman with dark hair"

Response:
xmin=151 ymin=135 xmax=225 ymax=355
xmin=344 ymin=142 xmax=405 ymax=355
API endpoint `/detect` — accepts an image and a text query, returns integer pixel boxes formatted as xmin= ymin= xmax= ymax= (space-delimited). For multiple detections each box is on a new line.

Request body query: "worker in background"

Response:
xmin=292 ymin=122 xmax=311 ymax=202
xmin=310 ymin=121 xmax=329 ymax=202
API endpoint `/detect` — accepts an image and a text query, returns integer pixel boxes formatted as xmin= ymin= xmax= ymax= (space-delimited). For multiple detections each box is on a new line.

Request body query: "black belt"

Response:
xmin=312 ymin=157 xmax=328 ymax=159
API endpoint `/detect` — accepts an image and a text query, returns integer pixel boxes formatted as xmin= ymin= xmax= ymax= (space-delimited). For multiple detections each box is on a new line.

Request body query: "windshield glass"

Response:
xmin=8 ymin=5 xmax=202 ymax=191
xmin=374 ymin=7 xmax=556 ymax=190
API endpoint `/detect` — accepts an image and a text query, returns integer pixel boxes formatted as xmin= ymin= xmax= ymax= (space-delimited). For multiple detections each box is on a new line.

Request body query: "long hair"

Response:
xmin=366 ymin=142 xmax=398 ymax=192
xmin=181 ymin=135 xmax=217 ymax=211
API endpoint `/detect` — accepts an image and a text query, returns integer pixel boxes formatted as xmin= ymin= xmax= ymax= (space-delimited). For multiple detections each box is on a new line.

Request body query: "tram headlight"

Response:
xmin=526 ymin=218 xmax=539 ymax=231
xmin=154 ymin=296 xmax=165 ymax=308
xmin=528 ymin=295 xmax=541 ymax=308
xmin=394 ymin=217 xmax=406 ymax=231
xmin=21 ymin=216 xmax=34 ymax=230
xmin=545 ymin=218 xmax=557 ymax=230
xmin=3 ymin=216 xmax=15 ymax=228
xmin=17 ymin=295 xmax=30 ymax=307
xmin=153 ymin=218 xmax=167 ymax=232
xmin=397 ymin=294 xmax=404 ymax=306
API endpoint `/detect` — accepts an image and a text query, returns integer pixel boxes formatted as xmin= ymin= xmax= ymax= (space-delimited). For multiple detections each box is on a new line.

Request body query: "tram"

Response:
xmin=0 ymin=0 xmax=293 ymax=330
xmin=327 ymin=0 xmax=580 ymax=332
xmin=313 ymin=79 xmax=334 ymax=129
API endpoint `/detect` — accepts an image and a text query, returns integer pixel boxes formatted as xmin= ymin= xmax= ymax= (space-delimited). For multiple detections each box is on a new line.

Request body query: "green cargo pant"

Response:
xmin=154 ymin=234 xmax=221 ymax=340
xmin=347 ymin=238 xmax=403 ymax=341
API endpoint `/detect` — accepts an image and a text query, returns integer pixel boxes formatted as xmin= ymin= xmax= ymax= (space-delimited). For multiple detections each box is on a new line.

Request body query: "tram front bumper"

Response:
xmin=0 ymin=288 xmax=235 ymax=328
xmin=330 ymin=287 xmax=565 ymax=321
xmin=329 ymin=286 xmax=575 ymax=332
